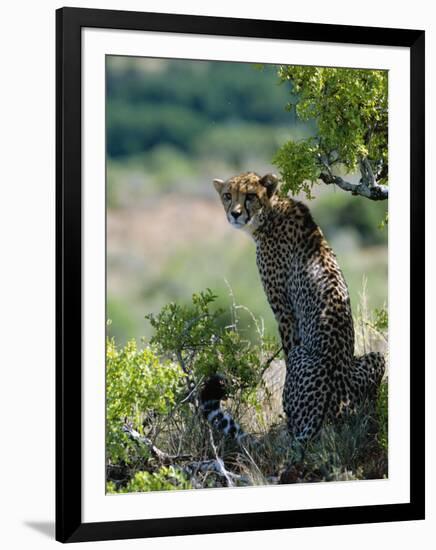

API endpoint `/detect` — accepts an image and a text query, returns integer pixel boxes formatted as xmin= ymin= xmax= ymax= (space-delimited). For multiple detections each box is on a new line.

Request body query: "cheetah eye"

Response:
xmin=246 ymin=194 xmax=257 ymax=201
xmin=223 ymin=193 xmax=232 ymax=201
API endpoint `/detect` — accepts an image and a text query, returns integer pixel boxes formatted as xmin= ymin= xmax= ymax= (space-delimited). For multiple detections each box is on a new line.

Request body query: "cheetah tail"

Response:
xmin=199 ymin=375 xmax=246 ymax=443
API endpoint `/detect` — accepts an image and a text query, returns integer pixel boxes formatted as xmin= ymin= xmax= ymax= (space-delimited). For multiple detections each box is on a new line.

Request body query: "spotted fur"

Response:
xmin=199 ymin=375 xmax=246 ymax=443
xmin=213 ymin=172 xmax=385 ymax=444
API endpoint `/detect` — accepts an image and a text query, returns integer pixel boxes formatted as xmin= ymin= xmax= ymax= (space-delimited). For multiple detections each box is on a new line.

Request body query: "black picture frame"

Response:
xmin=56 ymin=6 xmax=425 ymax=543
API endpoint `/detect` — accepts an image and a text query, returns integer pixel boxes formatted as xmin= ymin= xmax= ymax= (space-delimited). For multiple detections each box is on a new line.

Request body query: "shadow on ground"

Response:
xmin=24 ymin=521 xmax=54 ymax=539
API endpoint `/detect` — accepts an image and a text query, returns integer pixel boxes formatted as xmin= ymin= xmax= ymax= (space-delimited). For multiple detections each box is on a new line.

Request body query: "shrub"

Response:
xmin=146 ymin=289 xmax=279 ymax=402
xmin=106 ymin=288 xmax=388 ymax=491
xmin=107 ymin=467 xmax=192 ymax=493
xmin=106 ymin=339 xmax=185 ymax=465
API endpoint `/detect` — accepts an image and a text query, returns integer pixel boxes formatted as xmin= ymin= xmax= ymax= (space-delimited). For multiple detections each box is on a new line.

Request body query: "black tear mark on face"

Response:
xmin=244 ymin=193 xmax=259 ymax=217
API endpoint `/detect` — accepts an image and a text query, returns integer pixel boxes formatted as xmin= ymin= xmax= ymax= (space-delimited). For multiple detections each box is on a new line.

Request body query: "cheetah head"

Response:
xmin=213 ymin=172 xmax=278 ymax=232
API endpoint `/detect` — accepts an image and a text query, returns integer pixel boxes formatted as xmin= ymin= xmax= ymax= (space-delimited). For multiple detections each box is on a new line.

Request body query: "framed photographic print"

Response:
xmin=56 ymin=7 xmax=425 ymax=543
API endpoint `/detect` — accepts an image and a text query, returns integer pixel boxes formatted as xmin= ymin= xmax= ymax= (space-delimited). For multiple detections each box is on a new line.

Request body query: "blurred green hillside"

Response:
xmin=106 ymin=56 xmax=388 ymax=345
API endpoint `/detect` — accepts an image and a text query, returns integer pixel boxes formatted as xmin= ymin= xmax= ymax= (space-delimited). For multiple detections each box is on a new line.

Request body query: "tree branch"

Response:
xmin=359 ymin=158 xmax=376 ymax=188
xmin=319 ymin=172 xmax=388 ymax=201
xmin=206 ymin=426 xmax=234 ymax=487
xmin=183 ymin=459 xmax=246 ymax=484
xmin=123 ymin=423 xmax=245 ymax=486
xmin=122 ymin=423 xmax=193 ymax=464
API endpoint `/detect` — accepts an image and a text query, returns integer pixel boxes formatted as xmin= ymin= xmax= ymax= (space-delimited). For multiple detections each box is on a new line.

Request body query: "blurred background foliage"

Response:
xmin=106 ymin=56 xmax=388 ymax=345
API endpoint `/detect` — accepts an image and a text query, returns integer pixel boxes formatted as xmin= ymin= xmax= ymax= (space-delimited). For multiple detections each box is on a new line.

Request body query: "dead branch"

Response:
xmin=123 ymin=424 xmax=193 ymax=465
xmin=207 ymin=425 xmax=234 ymax=487
xmin=123 ymin=423 xmax=246 ymax=485
xmin=184 ymin=459 xmax=245 ymax=483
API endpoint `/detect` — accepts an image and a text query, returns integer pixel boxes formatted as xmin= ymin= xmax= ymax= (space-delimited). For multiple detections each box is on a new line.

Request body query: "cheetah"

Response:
xmin=212 ymin=172 xmax=385 ymax=445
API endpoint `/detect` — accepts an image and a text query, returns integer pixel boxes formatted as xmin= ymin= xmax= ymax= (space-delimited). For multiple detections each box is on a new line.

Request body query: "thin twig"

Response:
xmin=224 ymin=278 xmax=238 ymax=331
xmin=235 ymin=304 xmax=265 ymax=341
xmin=179 ymin=376 xmax=205 ymax=405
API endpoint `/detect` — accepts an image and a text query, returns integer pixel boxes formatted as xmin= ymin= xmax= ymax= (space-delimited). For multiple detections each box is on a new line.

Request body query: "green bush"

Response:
xmin=146 ymin=289 xmax=279 ymax=400
xmin=107 ymin=467 xmax=192 ymax=493
xmin=106 ymin=289 xmax=387 ymax=491
xmin=106 ymin=339 xmax=185 ymax=464
xmin=106 ymin=290 xmax=279 ymax=492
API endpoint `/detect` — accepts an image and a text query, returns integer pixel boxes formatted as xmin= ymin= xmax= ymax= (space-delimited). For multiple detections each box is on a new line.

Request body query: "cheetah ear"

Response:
xmin=260 ymin=173 xmax=279 ymax=198
xmin=213 ymin=178 xmax=224 ymax=193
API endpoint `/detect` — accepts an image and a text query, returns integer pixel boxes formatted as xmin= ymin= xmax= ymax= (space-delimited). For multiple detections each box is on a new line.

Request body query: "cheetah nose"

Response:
xmin=231 ymin=211 xmax=241 ymax=220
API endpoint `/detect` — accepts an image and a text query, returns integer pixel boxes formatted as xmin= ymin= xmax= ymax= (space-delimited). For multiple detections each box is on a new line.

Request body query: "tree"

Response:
xmin=273 ymin=66 xmax=388 ymax=201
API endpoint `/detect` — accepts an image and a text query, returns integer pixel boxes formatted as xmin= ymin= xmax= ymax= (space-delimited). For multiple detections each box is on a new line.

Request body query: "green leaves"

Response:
xmin=106 ymin=339 xmax=185 ymax=464
xmin=372 ymin=307 xmax=388 ymax=333
xmin=272 ymin=139 xmax=320 ymax=198
xmin=146 ymin=289 xmax=277 ymax=399
xmin=146 ymin=289 xmax=221 ymax=359
xmin=273 ymin=66 xmax=388 ymax=198
xmin=106 ymin=289 xmax=280 ymax=491
xmin=107 ymin=467 xmax=192 ymax=493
